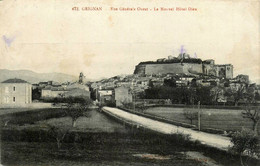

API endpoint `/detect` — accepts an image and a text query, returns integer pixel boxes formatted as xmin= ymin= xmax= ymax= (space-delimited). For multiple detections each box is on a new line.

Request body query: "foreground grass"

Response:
xmin=1 ymin=109 xmax=259 ymax=166
xmin=2 ymin=141 xmax=202 ymax=166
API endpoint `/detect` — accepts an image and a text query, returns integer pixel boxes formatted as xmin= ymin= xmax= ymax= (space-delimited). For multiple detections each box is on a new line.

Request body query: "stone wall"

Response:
xmin=134 ymin=63 xmax=203 ymax=75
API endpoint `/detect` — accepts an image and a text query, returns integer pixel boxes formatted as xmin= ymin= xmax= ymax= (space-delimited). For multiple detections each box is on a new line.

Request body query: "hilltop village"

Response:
xmin=89 ymin=53 xmax=259 ymax=107
xmin=0 ymin=52 xmax=259 ymax=107
xmin=1 ymin=52 xmax=260 ymax=166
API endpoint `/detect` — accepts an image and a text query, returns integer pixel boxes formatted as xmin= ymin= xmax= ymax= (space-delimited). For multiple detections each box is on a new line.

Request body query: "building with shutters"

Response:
xmin=0 ymin=78 xmax=32 ymax=105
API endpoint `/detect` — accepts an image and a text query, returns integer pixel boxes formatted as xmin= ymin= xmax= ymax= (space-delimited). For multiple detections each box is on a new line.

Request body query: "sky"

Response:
xmin=0 ymin=0 xmax=259 ymax=83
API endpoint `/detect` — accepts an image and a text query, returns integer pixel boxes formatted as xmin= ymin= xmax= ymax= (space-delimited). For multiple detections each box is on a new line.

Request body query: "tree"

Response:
xmin=183 ymin=108 xmax=198 ymax=125
xmin=225 ymin=84 xmax=248 ymax=106
xmin=144 ymin=86 xmax=160 ymax=99
xmin=242 ymin=106 xmax=259 ymax=135
xmin=224 ymin=79 xmax=230 ymax=87
xmin=229 ymin=128 xmax=259 ymax=166
xmin=148 ymin=79 xmax=154 ymax=88
xmin=255 ymin=92 xmax=260 ymax=101
xmin=196 ymin=87 xmax=213 ymax=105
xmin=210 ymin=85 xmax=224 ymax=105
xmin=65 ymin=96 xmax=92 ymax=127
xmin=190 ymin=79 xmax=197 ymax=87
xmin=32 ymin=88 xmax=41 ymax=100
xmin=163 ymin=78 xmax=176 ymax=87
xmin=47 ymin=124 xmax=71 ymax=149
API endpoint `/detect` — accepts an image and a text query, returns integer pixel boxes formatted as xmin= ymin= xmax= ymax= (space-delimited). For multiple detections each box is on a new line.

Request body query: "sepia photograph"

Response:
xmin=0 ymin=0 xmax=259 ymax=165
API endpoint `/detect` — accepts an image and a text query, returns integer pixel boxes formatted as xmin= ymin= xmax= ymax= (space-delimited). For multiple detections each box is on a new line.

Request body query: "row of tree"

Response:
xmin=144 ymin=86 xmax=215 ymax=105
xmin=142 ymin=84 xmax=260 ymax=106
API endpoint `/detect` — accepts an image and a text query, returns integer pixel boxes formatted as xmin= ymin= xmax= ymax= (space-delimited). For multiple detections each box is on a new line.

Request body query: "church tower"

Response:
xmin=79 ymin=72 xmax=84 ymax=84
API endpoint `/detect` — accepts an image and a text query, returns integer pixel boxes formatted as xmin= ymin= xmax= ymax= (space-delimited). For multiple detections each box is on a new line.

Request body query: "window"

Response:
xmin=13 ymin=86 xmax=16 ymax=91
xmin=13 ymin=97 xmax=15 ymax=102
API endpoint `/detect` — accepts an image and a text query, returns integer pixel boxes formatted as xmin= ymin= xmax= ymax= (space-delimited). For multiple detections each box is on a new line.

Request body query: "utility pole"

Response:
xmin=198 ymin=101 xmax=201 ymax=131
xmin=133 ymin=93 xmax=135 ymax=111
xmin=132 ymin=79 xmax=136 ymax=112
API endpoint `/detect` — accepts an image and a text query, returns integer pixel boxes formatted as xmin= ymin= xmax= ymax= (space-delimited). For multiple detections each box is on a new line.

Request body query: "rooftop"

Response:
xmin=2 ymin=78 xmax=28 ymax=83
xmin=42 ymin=86 xmax=66 ymax=91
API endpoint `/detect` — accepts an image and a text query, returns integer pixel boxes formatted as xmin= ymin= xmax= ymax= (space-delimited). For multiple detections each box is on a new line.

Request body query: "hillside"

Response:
xmin=0 ymin=69 xmax=77 ymax=84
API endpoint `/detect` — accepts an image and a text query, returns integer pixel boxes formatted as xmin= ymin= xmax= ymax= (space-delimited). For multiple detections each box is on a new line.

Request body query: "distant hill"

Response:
xmin=0 ymin=69 xmax=78 ymax=84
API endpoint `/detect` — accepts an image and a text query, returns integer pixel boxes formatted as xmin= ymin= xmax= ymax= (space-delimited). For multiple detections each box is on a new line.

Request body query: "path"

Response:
xmin=103 ymin=107 xmax=232 ymax=151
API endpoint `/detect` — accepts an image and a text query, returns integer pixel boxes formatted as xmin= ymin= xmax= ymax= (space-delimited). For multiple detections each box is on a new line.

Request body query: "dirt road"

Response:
xmin=103 ymin=107 xmax=232 ymax=151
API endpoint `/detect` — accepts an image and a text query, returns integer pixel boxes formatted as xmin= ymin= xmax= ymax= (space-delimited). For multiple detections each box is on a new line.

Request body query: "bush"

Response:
xmin=105 ymin=101 xmax=116 ymax=107
xmin=229 ymin=128 xmax=259 ymax=166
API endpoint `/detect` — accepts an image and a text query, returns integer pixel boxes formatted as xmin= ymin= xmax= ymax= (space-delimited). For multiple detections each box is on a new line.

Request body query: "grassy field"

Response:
xmin=1 ymin=141 xmax=205 ymax=166
xmin=1 ymin=109 xmax=259 ymax=166
xmin=0 ymin=103 xmax=53 ymax=115
xmin=144 ymin=107 xmax=259 ymax=132
xmin=35 ymin=109 xmax=129 ymax=133
xmin=0 ymin=107 xmax=38 ymax=116
xmin=1 ymin=109 xmax=205 ymax=166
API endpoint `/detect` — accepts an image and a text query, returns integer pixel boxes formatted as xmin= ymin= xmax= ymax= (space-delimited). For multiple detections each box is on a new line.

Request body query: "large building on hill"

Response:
xmin=0 ymin=78 xmax=32 ymax=105
xmin=134 ymin=53 xmax=233 ymax=79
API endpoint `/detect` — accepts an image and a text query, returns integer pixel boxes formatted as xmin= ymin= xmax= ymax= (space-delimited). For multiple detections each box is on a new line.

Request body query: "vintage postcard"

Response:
xmin=0 ymin=0 xmax=259 ymax=165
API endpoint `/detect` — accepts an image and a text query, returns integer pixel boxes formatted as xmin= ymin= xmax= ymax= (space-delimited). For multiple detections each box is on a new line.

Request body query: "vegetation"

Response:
xmin=163 ymin=78 xmax=176 ymax=87
xmin=210 ymin=85 xmax=224 ymax=104
xmin=242 ymin=106 xmax=259 ymax=135
xmin=229 ymin=128 xmax=259 ymax=166
xmin=64 ymin=96 xmax=92 ymax=127
xmin=224 ymin=84 xmax=255 ymax=106
xmin=48 ymin=123 xmax=71 ymax=149
xmin=105 ymin=100 xmax=116 ymax=107
xmin=135 ymin=103 xmax=147 ymax=112
xmin=183 ymin=108 xmax=199 ymax=125
xmin=120 ymin=100 xmax=134 ymax=109
xmin=32 ymin=87 xmax=41 ymax=100
xmin=0 ymin=108 xmax=66 ymax=126
xmin=144 ymin=86 xmax=213 ymax=105
xmin=142 ymin=80 xmax=260 ymax=107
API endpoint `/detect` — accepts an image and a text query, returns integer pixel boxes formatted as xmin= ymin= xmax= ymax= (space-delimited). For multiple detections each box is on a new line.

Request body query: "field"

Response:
xmin=0 ymin=107 xmax=42 ymax=116
xmin=2 ymin=109 xmax=257 ymax=166
xmin=144 ymin=107 xmax=260 ymax=132
xmin=0 ymin=103 xmax=53 ymax=115
xmin=2 ymin=141 xmax=209 ymax=166
xmin=32 ymin=109 xmax=128 ymax=133
xmin=1 ymin=109 xmax=204 ymax=166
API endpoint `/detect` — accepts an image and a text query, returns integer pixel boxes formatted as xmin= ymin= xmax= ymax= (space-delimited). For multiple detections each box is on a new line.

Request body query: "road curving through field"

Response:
xmin=103 ymin=107 xmax=232 ymax=151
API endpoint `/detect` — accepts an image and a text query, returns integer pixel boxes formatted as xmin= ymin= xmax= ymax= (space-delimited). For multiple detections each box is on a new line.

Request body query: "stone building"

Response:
xmin=0 ymin=78 xmax=32 ymax=105
xmin=134 ymin=54 xmax=233 ymax=79
xmin=41 ymin=87 xmax=67 ymax=98
xmin=214 ymin=64 xmax=233 ymax=79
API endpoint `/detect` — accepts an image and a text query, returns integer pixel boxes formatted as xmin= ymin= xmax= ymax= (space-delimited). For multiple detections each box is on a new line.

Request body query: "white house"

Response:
xmin=0 ymin=78 xmax=32 ymax=105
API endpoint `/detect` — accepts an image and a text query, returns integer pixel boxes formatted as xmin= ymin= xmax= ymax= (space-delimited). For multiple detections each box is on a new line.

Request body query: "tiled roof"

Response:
xmin=42 ymin=86 xmax=66 ymax=91
xmin=2 ymin=78 xmax=28 ymax=83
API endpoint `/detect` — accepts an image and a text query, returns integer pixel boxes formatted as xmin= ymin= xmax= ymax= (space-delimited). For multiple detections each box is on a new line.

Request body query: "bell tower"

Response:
xmin=79 ymin=72 xmax=84 ymax=84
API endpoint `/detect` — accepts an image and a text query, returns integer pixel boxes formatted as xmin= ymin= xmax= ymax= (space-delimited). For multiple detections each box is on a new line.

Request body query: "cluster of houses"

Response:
xmin=0 ymin=69 xmax=259 ymax=107
xmin=33 ymin=81 xmax=90 ymax=99
xmin=0 ymin=76 xmax=90 ymax=106
xmin=90 ymin=72 xmax=260 ymax=106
